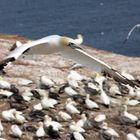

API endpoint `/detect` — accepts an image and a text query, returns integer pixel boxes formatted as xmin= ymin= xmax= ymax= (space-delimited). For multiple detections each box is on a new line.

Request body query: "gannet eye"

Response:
xmin=68 ymin=42 xmax=82 ymax=50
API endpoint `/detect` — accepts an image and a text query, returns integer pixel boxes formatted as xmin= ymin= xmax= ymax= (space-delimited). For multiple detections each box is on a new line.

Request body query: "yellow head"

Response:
xmin=59 ymin=37 xmax=70 ymax=47
xmin=59 ymin=36 xmax=83 ymax=50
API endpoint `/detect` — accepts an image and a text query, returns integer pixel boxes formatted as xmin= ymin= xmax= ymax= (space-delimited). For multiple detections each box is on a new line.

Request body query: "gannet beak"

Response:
xmin=68 ymin=42 xmax=83 ymax=50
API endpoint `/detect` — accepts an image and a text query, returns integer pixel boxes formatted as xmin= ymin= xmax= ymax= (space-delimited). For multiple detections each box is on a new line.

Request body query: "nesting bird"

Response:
xmin=65 ymin=98 xmax=80 ymax=114
xmin=0 ymin=80 xmax=11 ymax=89
xmin=124 ymin=97 xmax=140 ymax=106
xmin=64 ymin=86 xmax=78 ymax=96
xmin=69 ymin=121 xmax=85 ymax=133
xmin=41 ymin=94 xmax=58 ymax=109
xmin=119 ymin=105 xmax=138 ymax=124
xmin=36 ymin=122 xmax=45 ymax=138
xmin=100 ymin=89 xmax=110 ymax=107
xmin=40 ymin=76 xmax=54 ymax=89
xmin=127 ymin=133 xmax=139 ymax=140
xmin=58 ymin=111 xmax=72 ymax=121
xmin=10 ymin=125 xmax=22 ymax=138
xmin=0 ymin=120 xmax=4 ymax=136
xmin=2 ymin=109 xmax=16 ymax=121
xmin=44 ymin=115 xmax=63 ymax=131
xmin=70 ymin=132 xmax=85 ymax=140
xmin=76 ymin=114 xmax=87 ymax=128
xmin=85 ymin=94 xmax=99 ymax=109
xmin=99 ymin=122 xmax=119 ymax=140
xmin=109 ymin=84 xmax=121 ymax=96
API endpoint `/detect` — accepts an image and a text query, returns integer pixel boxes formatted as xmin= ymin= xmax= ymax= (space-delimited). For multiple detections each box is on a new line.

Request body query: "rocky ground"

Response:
xmin=0 ymin=34 xmax=139 ymax=140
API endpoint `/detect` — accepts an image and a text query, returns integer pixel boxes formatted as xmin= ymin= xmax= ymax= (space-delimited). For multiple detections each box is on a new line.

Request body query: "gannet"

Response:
xmin=94 ymin=113 xmax=106 ymax=123
xmin=10 ymin=125 xmax=22 ymax=138
xmin=136 ymin=129 xmax=140 ymax=139
xmin=58 ymin=111 xmax=72 ymax=121
xmin=67 ymin=70 xmax=84 ymax=81
xmin=2 ymin=109 xmax=16 ymax=121
xmin=69 ymin=121 xmax=85 ymax=133
xmin=41 ymin=95 xmax=58 ymax=109
xmin=119 ymin=105 xmax=138 ymax=124
xmin=0 ymin=79 xmax=11 ymax=89
xmin=0 ymin=34 xmax=139 ymax=87
xmin=33 ymin=103 xmax=43 ymax=110
xmin=45 ymin=125 xmax=61 ymax=139
xmin=76 ymin=114 xmax=87 ymax=128
xmin=109 ymin=84 xmax=121 ymax=96
xmin=123 ymin=105 xmax=138 ymax=122
xmin=94 ymin=73 xmax=106 ymax=88
xmin=40 ymin=76 xmax=54 ymax=89
xmin=100 ymin=89 xmax=110 ymax=107
xmin=12 ymin=110 xmax=26 ymax=124
xmin=65 ymin=98 xmax=80 ymax=114
xmin=85 ymin=94 xmax=99 ymax=109
xmin=64 ymin=86 xmax=78 ymax=96
xmin=124 ymin=97 xmax=140 ymax=106
xmin=123 ymin=24 xmax=140 ymax=44
xmin=127 ymin=133 xmax=139 ymax=140
xmin=36 ymin=122 xmax=46 ymax=137
xmin=70 ymin=132 xmax=85 ymax=140
xmin=0 ymin=120 xmax=3 ymax=136
xmin=44 ymin=115 xmax=63 ymax=131
xmin=99 ymin=122 xmax=119 ymax=140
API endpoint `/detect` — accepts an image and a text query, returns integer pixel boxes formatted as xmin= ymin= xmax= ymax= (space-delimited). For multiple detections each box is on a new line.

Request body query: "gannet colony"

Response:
xmin=0 ymin=34 xmax=139 ymax=140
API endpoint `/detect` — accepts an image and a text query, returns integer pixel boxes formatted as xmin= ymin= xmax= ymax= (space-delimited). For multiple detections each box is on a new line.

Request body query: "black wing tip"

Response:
xmin=0 ymin=57 xmax=15 ymax=71
xmin=103 ymin=69 xmax=140 ymax=88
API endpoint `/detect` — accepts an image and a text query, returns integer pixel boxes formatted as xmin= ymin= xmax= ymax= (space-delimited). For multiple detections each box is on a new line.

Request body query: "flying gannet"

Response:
xmin=123 ymin=24 xmax=140 ymax=44
xmin=0 ymin=34 xmax=139 ymax=87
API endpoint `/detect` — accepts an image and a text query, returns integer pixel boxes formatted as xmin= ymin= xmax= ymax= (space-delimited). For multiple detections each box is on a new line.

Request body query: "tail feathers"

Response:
xmin=103 ymin=68 xmax=140 ymax=88
xmin=0 ymin=57 xmax=15 ymax=71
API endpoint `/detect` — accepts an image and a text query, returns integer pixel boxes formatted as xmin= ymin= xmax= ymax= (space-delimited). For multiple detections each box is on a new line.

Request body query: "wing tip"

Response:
xmin=103 ymin=69 xmax=140 ymax=88
xmin=0 ymin=57 xmax=15 ymax=71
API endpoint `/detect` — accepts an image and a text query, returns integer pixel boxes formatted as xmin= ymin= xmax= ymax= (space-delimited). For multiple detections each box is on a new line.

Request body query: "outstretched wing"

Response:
xmin=0 ymin=35 xmax=61 ymax=70
xmin=61 ymin=47 xmax=140 ymax=87
xmin=123 ymin=24 xmax=140 ymax=44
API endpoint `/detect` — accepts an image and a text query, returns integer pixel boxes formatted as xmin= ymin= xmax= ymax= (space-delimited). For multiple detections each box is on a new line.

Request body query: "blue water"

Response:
xmin=0 ymin=0 xmax=140 ymax=56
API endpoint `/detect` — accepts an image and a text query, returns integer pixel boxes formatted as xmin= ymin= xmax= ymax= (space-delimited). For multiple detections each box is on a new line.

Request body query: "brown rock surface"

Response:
xmin=0 ymin=34 xmax=139 ymax=140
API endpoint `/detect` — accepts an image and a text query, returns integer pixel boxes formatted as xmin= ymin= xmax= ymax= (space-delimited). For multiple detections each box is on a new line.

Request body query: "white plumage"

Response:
xmin=58 ymin=111 xmax=72 ymax=121
xmin=85 ymin=94 xmax=99 ymax=109
xmin=41 ymin=96 xmax=58 ymax=109
xmin=127 ymin=133 xmax=139 ymax=140
xmin=72 ymin=132 xmax=85 ymax=140
xmin=124 ymin=97 xmax=140 ymax=106
xmin=65 ymin=98 xmax=80 ymax=114
xmin=67 ymin=70 xmax=83 ymax=81
xmin=36 ymin=122 xmax=45 ymax=137
xmin=40 ymin=76 xmax=54 ymax=87
xmin=10 ymin=125 xmax=22 ymax=138
xmin=76 ymin=114 xmax=87 ymax=128
xmin=0 ymin=80 xmax=11 ymax=89
xmin=69 ymin=121 xmax=85 ymax=133
xmin=44 ymin=115 xmax=62 ymax=131
xmin=123 ymin=105 xmax=138 ymax=122
xmin=0 ymin=120 xmax=3 ymax=136
xmin=64 ymin=86 xmax=78 ymax=96
xmin=100 ymin=89 xmax=110 ymax=106
xmin=94 ymin=113 xmax=106 ymax=123
xmin=100 ymin=122 xmax=119 ymax=138
xmin=33 ymin=103 xmax=43 ymax=110
xmin=0 ymin=34 xmax=138 ymax=87
xmin=2 ymin=109 xmax=16 ymax=121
